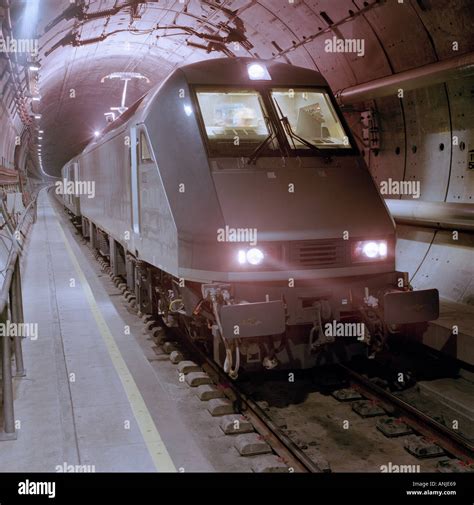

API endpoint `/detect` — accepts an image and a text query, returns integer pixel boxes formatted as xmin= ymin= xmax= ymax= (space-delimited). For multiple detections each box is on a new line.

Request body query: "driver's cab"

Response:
xmin=192 ymin=82 xmax=354 ymax=160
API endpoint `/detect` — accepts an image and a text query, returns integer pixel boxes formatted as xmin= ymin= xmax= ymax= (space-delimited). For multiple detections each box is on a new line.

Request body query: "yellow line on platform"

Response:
xmin=55 ymin=218 xmax=176 ymax=472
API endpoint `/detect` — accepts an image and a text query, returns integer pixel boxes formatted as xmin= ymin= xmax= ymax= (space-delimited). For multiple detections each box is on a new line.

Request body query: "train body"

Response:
xmin=58 ymin=58 xmax=439 ymax=377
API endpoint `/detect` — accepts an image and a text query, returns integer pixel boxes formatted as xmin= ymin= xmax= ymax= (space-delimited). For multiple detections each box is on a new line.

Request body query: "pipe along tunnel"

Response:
xmin=0 ymin=0 xmax=473 ymax=501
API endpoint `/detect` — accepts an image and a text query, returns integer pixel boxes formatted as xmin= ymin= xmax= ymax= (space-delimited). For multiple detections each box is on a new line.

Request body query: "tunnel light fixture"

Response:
xmin=34 ymin=114 xmax=41 ymax=119
xmin=94 ymin=131 xmax=100 ymax=137
xmin=38 ymin=136 xmax=43 ymax=140
xmin=39 ymin=130 xmax=44 ymax=133
xmin=32 ymin=96 xmax=41 ymax=102
xmin=247 ymin=63 xmax=271 ymax=81
xmin=29 ymin=65 xmax=40 ymax=72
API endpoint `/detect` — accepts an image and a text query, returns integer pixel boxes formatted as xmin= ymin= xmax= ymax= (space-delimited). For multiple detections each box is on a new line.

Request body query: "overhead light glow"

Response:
xmin=247 ymin=63 xmax=271 ymax=81
xmin=34 ymin=114 xmax=41 ymax=119
xmin=32 ymin=96 xmax=41 ymax=102
xmin=29 ymin=65 xmax=40 ymax=72
xmin=39 ymin=130 xmax=44 ymax=133
xmin=183 ymin=104 xmax=193 ymax=117
xmin=94 ymin=131 xmax=100 ymax=137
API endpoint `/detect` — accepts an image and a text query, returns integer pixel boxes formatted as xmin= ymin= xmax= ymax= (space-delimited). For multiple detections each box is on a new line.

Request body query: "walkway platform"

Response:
xmin=0 ymin=189 xmax=220 ymax=472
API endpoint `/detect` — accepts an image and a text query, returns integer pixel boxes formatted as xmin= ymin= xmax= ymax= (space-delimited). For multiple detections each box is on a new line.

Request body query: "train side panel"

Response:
xmin=77 ymin=125 xmax=179 ymax=275
xmin=79 ymin=129 xmax=135 ymax=251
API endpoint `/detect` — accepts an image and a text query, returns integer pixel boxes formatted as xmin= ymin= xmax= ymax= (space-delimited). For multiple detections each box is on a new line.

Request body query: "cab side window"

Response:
xmin=140 ymin=131 xmax=153 ymax=162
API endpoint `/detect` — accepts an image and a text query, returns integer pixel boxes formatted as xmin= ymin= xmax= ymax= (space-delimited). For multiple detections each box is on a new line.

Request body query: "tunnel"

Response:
xmin=0 ymin=0 xmax=473 ymax=501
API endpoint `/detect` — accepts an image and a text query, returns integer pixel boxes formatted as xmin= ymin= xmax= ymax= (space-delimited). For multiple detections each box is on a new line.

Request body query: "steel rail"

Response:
xmin=192 ymin=347 xmax=325 ymax=473
xmin=340 ymin=364 xmax=474 ymax=463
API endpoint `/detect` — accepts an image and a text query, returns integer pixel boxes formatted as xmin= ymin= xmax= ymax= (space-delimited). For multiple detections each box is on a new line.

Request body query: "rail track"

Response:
xmin=340 ymin=365 xmax=474 ymax=464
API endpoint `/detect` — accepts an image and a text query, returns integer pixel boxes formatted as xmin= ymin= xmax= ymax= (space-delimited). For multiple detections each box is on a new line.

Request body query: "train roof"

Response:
xmin=72 ymin=57 xmax=330 ymax=161
xmin=177 ymin=57 xmax=328 ymax=87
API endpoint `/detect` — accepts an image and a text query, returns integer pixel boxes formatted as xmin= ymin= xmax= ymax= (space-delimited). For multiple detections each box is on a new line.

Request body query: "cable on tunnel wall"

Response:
xmin=407 ymin=229 xmax=438 ymax=285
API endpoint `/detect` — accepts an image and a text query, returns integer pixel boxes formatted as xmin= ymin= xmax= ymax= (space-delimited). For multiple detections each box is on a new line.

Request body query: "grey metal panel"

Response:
xmin=130 ymin=126 xmax=140 ymax=235
xmin=142 ymin=69 xmax=226 ymax=264
xmin=211 ymin=157 xmax=395 ymax=242
xmin=395 ymin=225 xmax=435 ymax=281
xmin=402 ymin=85 xmax=451 ymax=201
xmin=356 ymin=0 xmax=437 ymax=73
xmin=135 ymin=130 xmax=178 ymax=276
xmin=220 ymin=300 xmax=286 ymax=338
xmin=295 ymin=38 xmax=356 ymax=91
xmin=409 ymin=229 xmax=474 ymax=305
xmin=368 ymin=95 xmax=406 ymax=187
xmin=78 ymin=129 xmax=137 ymax=254
xmin=384 ymin=289 xmax=439 ymax=324
xmin=445 ymin=77 xmax=474 ymax=203
xmin=411 ymin=1 xmax=474 ymax=59
xmin=179 ymin=58 xmax=328 ymax=87
xmin=179 ymin=261 xmax=395 ymax=284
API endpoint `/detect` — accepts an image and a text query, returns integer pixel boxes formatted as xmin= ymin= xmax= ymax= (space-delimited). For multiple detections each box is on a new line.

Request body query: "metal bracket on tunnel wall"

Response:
xmin=361 ymin=110 xmax=380 ymax=153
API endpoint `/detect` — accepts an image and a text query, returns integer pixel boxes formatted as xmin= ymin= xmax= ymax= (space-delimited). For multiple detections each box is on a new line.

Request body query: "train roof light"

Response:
xmin=247 ymin=63 xmax=271 ymax=81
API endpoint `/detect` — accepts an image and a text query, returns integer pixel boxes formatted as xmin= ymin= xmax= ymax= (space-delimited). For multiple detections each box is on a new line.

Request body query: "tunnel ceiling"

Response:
xmin=11 ymin=0 xmax=474 ymax=176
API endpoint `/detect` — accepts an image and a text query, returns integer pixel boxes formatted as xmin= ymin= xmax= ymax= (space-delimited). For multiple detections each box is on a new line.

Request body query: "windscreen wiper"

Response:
xmin=273 ymin=98 xmax=332 ymax=161
xmin=247 ymin=116 xmax=281 ymax=165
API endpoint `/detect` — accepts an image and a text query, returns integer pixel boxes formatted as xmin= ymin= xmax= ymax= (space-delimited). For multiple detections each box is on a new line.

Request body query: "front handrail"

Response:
xmin=0 ymin=192 xmax=37 ymax=439
xmin=0 ymin=195 xmax=37 ymax=314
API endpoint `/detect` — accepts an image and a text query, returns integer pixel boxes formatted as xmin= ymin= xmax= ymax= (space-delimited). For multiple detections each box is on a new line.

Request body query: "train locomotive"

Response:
xmin=58 ymin=57 xmax=439 ymax=378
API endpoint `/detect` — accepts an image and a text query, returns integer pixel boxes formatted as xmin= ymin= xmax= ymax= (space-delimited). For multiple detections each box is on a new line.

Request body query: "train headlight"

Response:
xmin=247 ymin=63 xmax=271 ymax=81
xmin=353 ymin=240 xmax=388 ymax=261
xmin=247 ymin=248 xmax=264 ymax=265
xmin=237 ymin=248 xmax=265 ymax=265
